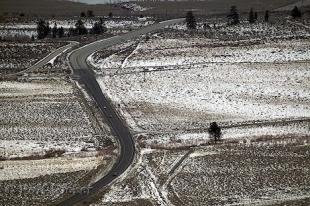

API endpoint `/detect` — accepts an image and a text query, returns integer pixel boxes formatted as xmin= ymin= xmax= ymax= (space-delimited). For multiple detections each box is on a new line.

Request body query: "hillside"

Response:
xmin=0 ymin=0 xmax=129 ymax=17
xmin=135 ymin=0 xmax=301 ymax=16
xmin=275 ymin=0 xmax=310 ymax=11
xmin=0 ymin=0 xmax=302 ymax=17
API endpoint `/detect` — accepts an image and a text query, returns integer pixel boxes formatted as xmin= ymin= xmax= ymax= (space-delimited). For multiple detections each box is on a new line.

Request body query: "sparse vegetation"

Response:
xmin=1 ymin=2 xmax=310 ymax=206
xmin=0 ymin=42 xmax=65 ymax=74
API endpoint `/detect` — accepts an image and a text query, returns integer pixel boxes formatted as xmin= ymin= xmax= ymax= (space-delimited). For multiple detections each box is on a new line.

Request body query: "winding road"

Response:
xmin=56 ymin=18 xmax=185 ymax=206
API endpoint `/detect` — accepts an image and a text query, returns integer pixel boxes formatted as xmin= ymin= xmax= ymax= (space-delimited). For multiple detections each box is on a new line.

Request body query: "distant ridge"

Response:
xmin=0 ymin=0 xmax=303 ymax=17
xmin=275 ymin=0 xmax=310 ymax=11
xmin=0 ymin=0 xmax=129 ymax=16
xmin=67 ymin=0 xmax=113 ymax=4
xmin=135 ymin=0 xmax=301 ymax=16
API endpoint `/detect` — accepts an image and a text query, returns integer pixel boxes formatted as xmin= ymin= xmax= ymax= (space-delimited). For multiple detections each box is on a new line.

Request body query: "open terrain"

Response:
xmin=0 ymin=15 xmax=169 ymax=206
xmin=0 ymin=42 xmax=66 ymax=74
xmin=91 ymin=24 xmax=310 ymax=136
xmin=0 ymin=77 xmax=118 ymax=205
xmin=91 ymin=135 xmax=310 ymax=206
xmin=89 ymin=14 xmax=310 ymax=205
xmin=1 ymin=2 xmax=310 ymax=205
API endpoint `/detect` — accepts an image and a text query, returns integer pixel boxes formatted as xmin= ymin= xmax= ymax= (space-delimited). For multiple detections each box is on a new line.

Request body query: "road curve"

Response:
xmin=56 ymin=18 xmax=184 ymax=206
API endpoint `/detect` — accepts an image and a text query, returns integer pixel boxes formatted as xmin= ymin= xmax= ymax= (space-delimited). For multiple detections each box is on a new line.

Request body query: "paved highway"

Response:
xmin=56 ymin=18 xmax=184 ymax=206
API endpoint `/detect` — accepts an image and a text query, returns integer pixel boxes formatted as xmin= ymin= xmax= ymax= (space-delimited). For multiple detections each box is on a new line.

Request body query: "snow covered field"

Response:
xmin=117 ymin=2 xmax=151 ymax=12
xmin=0 ymin=156 xmax=102 ymax=181
xmin=169 ymin=137 xmax=310 ymax=206
xmin=92 ymin=37 xmax=310 ymax=137
xmin=91 ymin=148 xmax=189 ymax=206
xmin=96 ymin=38 xmax=310 ymax=67
xmin=87 ymin=40 xmax=137 ymax=72
xmin=168 ymin=20 xmax=310 ymax=41
xmin=0 ymin=42 xmax=65 ymax=74
xmin=1 ymin=14 xmax=309 ymax=205
xmin=0 ymin=79 xmax=114 ymax=160
xmin=89 ymin=20 xmax=310 ymax=204
xmin=0 ymin=78 xmax=117 ymax=205
xmin=0 ymin=170 xmax=90 ymax=206
xmin=0 ymin=29 xmax=37 ymax=39
xmin=141 ymin=121 xmax=310 ymax=148
xmin=92 ymin=135 xmax=310 ymax=205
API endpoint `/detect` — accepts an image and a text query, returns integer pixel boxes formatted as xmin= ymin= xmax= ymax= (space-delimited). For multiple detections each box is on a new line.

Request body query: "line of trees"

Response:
xmin=52 ymin=23 xmax=64 ymax=38
xmin=226 ymin=5 xmax=303 ymax=26
xmin=186 ymin=5 xmax=303 ymax=31
xmin=36 ymin=18 xmax=107 ymax=39
xmin=186 ymin=7 xmax=268 ymax=30
xmin=227 ymin=6 xmax=271 ymax=25
xmin=81 ymin=10 xmax=95 ymax=18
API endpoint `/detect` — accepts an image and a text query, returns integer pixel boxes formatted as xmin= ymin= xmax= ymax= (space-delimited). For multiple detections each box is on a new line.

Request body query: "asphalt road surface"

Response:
xmin=56 ymin=18 xmax=184 ymax=206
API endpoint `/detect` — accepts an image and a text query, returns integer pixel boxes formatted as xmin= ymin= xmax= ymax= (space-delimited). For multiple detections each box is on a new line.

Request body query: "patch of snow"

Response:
xmin=0 ymin=81 xmax=73 ymax=97
xmin=47 ymin=48 xmax=69 ymax=66
xmin=0 ymin=156 xmax=101 ymax=180
xmin=118 ymin=2 xmax=150 ymax=12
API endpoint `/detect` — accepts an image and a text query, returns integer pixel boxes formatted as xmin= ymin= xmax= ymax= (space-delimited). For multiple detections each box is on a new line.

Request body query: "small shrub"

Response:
xmin=208 ymin=122 xmax=222 ymax=141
